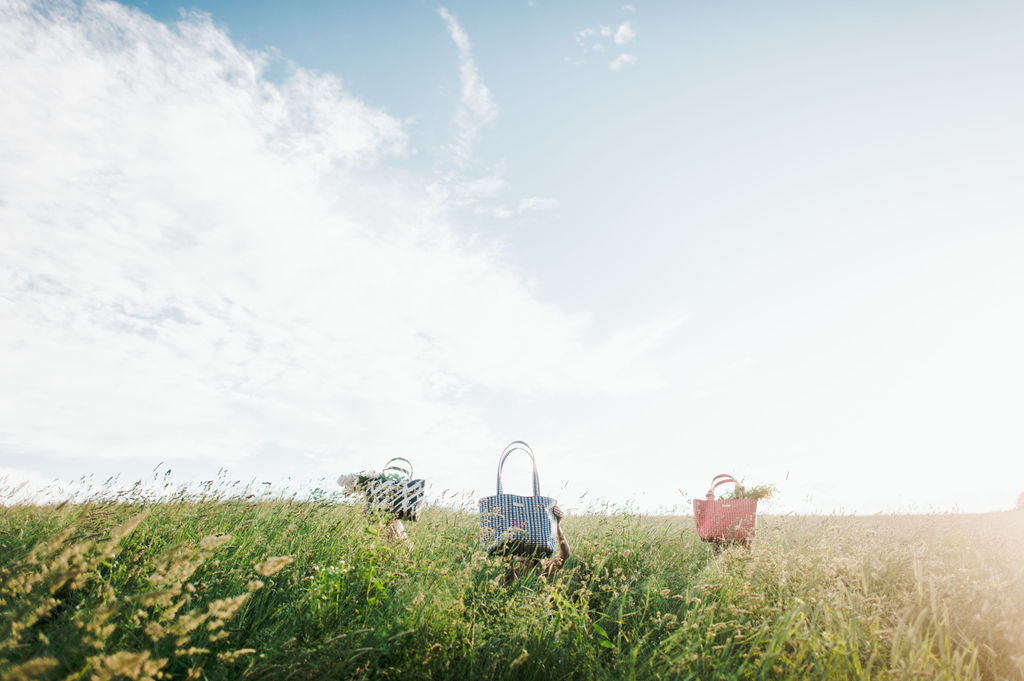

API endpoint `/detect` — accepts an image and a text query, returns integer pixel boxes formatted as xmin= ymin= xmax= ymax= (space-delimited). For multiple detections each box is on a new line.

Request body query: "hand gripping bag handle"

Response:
xmin=706 ymin=474 xmax=743 ymax=500
xmin=381 ymin=457 xmax=414 ymax=480
xmin=496 ymin=440 xmax=541 ymax=497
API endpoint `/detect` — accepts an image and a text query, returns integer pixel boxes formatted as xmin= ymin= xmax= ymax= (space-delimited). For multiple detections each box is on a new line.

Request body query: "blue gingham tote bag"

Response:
xmin=364 ymin=457 xmax=426 ymax=521
xmin=478 ymin=441 xmax=559 ymax=558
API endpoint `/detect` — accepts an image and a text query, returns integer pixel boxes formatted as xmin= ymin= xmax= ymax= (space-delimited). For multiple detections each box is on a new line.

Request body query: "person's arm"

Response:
xmin=545 ymin=505 xmax=571 ymax=574
xmin=557 ymin=523 xmax=571 ymax=563
xmin=384 ymin=518 xmax=409 ymax=545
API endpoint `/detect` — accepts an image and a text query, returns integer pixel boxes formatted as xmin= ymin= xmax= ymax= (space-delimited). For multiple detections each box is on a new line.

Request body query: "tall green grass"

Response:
xmin=2 ymin=487 xmax=1022 ymax=680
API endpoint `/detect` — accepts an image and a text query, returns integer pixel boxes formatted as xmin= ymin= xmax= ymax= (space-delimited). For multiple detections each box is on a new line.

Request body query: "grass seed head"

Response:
xmin=254 ymin=556 xmax=294 ymax=577
xmin=1 ymin=658 xmax=59 ymax=681
xmin=199 ymin=534 xmax=231 ymax=550
xmin=86 ymin=651 xmax=167 ymax=681
xmin=510 ymin=649 xmax=529 ymax=669
xmin=217 ymin=648 xmax=257 ymax=662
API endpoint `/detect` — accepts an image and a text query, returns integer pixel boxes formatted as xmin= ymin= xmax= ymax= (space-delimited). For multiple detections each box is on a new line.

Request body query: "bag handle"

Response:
xmin=381 ymin=457 xmax=413 ymax=480
xmin=707 ymin=474 xmax=743 ymax=500
xmin=496 ymin=441 xmax=541 ymax=497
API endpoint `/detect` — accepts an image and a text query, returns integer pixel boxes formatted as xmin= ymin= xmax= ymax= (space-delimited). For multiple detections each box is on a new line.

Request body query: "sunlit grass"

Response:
xmin=1 ymin=482 xmax=1022 ymax=680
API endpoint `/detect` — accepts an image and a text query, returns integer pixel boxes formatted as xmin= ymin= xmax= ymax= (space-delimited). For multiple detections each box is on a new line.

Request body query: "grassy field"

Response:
xmin=1 ymin=489 xmax=1022 ymax=681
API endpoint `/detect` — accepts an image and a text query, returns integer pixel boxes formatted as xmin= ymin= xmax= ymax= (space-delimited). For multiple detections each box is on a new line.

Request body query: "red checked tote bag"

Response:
xmin=693 ymin=474 xmax=757 ymax=545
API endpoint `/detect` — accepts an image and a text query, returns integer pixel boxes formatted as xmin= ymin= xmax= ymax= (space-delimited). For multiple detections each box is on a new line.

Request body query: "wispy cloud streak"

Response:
xmin=438 ymin=7 xmax=497 ymax=167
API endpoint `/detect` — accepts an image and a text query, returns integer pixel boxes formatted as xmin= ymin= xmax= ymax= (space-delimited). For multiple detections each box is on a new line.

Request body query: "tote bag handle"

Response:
xmin=381 ymin=457 xmax=414 ymax=480
xmin=707 ymin=474 xmax=743 ymax=500
xmin=496 ymin=441 xmax=542 ymax=497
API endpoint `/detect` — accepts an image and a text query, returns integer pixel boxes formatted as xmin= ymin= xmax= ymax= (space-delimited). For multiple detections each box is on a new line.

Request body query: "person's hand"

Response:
xmin=552 ymin=505 xmax=565 ymax=520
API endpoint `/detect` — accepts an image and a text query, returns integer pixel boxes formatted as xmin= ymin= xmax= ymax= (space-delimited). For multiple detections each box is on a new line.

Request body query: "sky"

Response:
xmin=1 ymin=0 xmax=1022 ymax=514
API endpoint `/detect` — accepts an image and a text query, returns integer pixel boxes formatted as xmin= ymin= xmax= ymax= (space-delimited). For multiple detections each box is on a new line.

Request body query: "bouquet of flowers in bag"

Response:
xmin=337 ymin=457 xmax=426 ymax=521
xmin=692 ymin=474 xmax=774 ymax=547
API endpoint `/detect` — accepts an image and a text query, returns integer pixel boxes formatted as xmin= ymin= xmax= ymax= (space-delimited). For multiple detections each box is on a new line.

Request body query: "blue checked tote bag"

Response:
xmin=478 ymin=441 xmax=559 ymax=558
xmin=364 ymin=457 xmax=426 ymax=521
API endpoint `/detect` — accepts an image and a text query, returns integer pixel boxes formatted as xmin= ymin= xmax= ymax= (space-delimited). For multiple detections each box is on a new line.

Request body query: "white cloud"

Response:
xmin=432 ymin=165 xmax=508 ymax=207
xmin=610 ymin=53 xmax=638 ymax=70
xmin=614 ymin=21 xmax=636 ymax=45
xmin=573 ymin=26 xmax=596 ymax=46
xmin=516 ymin=196 xmax=558 ymax=212
xmin=621 ymin=4 xmax=636 ymax=12
xmin=574 ymin=25 xmax=611 ymax=49
xmin=475 ymin=196 xmax=558 ymax=219
xmin=0 ymin=1 xmax=674 ymax=484
xmin=574 ymin=21 xmax=635 ymax=64
xmin=438 ymin=7 xmax=497 ymax=168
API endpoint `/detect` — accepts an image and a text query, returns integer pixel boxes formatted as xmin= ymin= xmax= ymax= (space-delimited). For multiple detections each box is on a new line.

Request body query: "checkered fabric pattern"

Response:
xmin=478 ymin=440 xmax=559 ymax=558
xmin=693 ymin=473 xmax=757 ymax=543
xmin=693 ymin=497 xmax=757 ymax=542
xmin=479 ymin=493 xmax=558 ymax=558
xmin=364 ymin=477 xmax=426 ymax=521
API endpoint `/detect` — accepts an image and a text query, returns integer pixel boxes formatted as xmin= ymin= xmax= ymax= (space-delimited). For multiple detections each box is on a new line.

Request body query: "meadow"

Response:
xmin=1 ymin=485 xmax=1022 ymax=681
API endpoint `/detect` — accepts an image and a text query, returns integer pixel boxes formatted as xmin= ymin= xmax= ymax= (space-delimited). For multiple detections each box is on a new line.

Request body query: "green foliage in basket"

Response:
xmin=722 ymin=482 xmax=776 ymax=501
